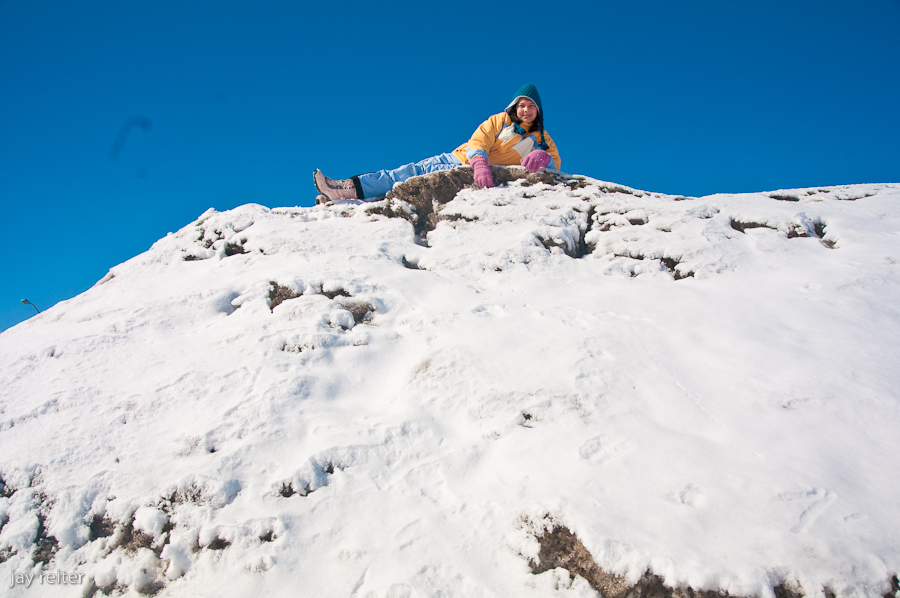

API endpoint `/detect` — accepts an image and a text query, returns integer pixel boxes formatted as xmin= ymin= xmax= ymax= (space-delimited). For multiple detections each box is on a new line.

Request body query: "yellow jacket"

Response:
xmin=452 ymin=112 xmax=562 ymax=172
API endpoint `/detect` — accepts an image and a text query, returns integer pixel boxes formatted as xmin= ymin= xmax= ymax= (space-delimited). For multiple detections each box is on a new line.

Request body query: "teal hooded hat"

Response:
xmin=506 ymin=83 xmax=543 ymax=114
xmin=505 ymin=83 xmax=549 ymax=150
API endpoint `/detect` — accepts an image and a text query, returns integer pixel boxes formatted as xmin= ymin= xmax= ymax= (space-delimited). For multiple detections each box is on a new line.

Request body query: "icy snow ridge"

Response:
xmin=1 ymin=173 xmax=899 ymax=597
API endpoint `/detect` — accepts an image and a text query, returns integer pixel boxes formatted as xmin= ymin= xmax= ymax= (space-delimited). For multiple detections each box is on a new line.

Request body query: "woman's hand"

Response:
xmin=521 ymin=149 xmax=551 ymax=172
xmin=471 ymin=156 xmax=493 ymax=188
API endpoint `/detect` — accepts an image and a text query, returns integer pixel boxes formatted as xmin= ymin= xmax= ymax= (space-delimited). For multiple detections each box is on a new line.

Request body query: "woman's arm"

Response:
xmin=543 ymin=131 xmax=561 ymax=172
xmin=465 ymin=113 xmax=508 ymax=164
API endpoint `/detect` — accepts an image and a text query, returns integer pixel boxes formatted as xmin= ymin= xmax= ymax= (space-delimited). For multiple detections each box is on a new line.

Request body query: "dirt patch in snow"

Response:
xmin=660 ymin=256 xmax=695 ymax=280
xmin=89 ymin=514 xmax=117 ymax=541
xmin=401 ymin=256 xmax=423 ymax=270
xmin=117 ymin=521 xmax=157 ymax=555
xmin=259 ymin=529 xmax=275 ymax=543
xmin=0 ymin=474 xmax=14 ymax=498
xmin=385 ymin=166 xmax=569 ymax=236
xmin=277 ymin=460 xmax=341 ymax=498
xmin=531 ymin=525 xmax=898 ymax=598
xmin=322 ymin=287 xmax=350 ymax=299
xmin=32 ymin=492 xmax=58 ymax=566
xmin=334 ymin=296 xmax=375 ymax=325
xmin=730 ymin=219 xmax=835 ymax=248
xmin=269 ymin=282 xmax=300 ymax=310
xmin=85 ymin=581 xmax=134 ymax=598
xmin=530 ymin=525 xmax=633 ymax=598
xmin=207 ymin=537 xmax=231 ymax=550
xmin=224 ymin=239 xmax=248 ymax=256
xmin=270 ymin=283 xmax=373 ymax=323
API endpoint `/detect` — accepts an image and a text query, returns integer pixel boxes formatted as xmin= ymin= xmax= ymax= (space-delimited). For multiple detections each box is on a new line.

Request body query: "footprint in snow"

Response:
xmin=666 ymin=483 xmax=707 ymax=507
xmin=777 ymin=488 xmax=837 ymax=533
xmin=578 ymin=434 xmax=630 ymax=464
xmin=471 ymin=304 xmax=506 ymax=317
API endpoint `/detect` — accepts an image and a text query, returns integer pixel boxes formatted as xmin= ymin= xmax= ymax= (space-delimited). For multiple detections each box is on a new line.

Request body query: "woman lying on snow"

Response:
xmin=313 ymin=83 xmax=562 ymax=203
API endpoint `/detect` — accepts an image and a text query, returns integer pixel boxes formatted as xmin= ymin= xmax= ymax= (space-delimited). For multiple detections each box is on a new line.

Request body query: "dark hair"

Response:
xmin=506 ymin=101 xmax=543 ymax=134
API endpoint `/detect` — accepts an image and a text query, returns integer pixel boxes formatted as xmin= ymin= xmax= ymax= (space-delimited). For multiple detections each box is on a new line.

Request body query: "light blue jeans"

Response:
xmin=357 ymin=152 xmax=462 ymax=199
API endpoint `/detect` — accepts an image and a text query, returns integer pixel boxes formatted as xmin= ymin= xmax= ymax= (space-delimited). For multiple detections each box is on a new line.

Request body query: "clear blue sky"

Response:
xmin=2 ymin=0 xmax=899 ymax=332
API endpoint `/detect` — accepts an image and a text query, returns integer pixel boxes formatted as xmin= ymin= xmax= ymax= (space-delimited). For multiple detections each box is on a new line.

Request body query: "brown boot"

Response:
xmin=313 ymin=169 xmax=359 ymax=202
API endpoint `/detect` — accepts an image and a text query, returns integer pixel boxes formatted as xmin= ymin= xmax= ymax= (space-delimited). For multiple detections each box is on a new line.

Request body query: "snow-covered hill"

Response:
xmin=1 ymin=172 xmax=899 ymax=598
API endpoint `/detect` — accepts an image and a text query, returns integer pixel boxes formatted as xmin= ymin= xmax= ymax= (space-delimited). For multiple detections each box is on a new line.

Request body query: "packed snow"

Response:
xmin=1 ymin=173 xmax=898 ymax=598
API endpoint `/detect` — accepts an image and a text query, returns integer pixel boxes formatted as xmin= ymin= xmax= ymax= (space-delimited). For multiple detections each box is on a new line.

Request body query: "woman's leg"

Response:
xmin=357 ymin=153 xmax=461 ymax=199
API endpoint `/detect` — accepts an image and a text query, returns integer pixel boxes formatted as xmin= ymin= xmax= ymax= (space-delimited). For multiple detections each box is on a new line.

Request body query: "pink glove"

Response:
xmin=521 ymin=149 xmax=551 ymax=172
xmin=471 ymin=155 xmax=493 ymax=188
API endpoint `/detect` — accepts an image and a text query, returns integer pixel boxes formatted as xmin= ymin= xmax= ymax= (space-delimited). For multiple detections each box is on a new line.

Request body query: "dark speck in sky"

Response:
xmin=109 ymin=116 xmax=152 ymax=162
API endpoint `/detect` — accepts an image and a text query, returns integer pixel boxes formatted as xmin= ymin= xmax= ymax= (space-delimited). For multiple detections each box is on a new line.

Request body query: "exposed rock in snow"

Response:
xmin=1 ymin=172 xmax=899 ymax=597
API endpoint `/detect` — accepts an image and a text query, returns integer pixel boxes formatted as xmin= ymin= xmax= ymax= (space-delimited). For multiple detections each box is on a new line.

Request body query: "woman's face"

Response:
xmin=516 ymin=98 xmax=538 ymax=124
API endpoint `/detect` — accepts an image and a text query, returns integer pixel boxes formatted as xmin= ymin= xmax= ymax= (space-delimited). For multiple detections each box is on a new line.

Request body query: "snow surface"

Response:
xmin=1 ymin=175 xmax=899 ymax=598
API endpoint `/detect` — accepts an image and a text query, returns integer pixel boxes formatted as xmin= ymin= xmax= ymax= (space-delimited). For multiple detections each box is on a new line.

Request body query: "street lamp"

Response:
xmin=21 ymin=299 xmax=40 ymax=314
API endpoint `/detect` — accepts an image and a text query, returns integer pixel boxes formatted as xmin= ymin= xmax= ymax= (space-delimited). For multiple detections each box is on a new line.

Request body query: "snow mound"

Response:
xmin=1 ymin=173 xmax=899 ymax=597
